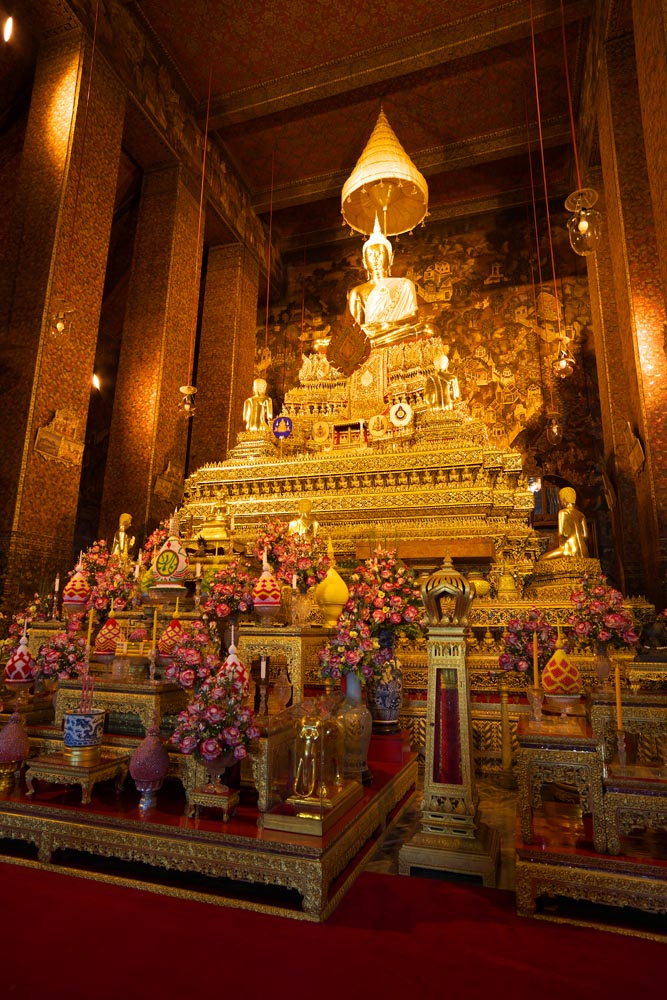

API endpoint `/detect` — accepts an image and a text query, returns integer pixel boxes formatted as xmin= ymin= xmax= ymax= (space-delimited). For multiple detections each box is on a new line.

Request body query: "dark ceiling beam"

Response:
xmin=199 ymin=0 xmax=592 ymax=128
xmin=280 ymin=180 xmax=572 ymax=254
xmin=251 ymin=116 xmax=572 ymax=214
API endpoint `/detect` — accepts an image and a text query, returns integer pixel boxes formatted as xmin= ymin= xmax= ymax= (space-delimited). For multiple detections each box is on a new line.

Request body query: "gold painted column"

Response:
xmin=0 ymin=30 xmax=126 ymax=608
xmin=188 ymin=243 xmax=260 ymax=472
xmin=99 ymin=164 xmax=202 ymax=542
xmin=399 ymin=559 xmax=499 ymax=886
xmin=592 ymin=33 xmax=667 ymax=606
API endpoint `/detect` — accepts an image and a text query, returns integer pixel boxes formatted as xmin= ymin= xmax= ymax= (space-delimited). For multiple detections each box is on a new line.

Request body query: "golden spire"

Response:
xmin=342 ymin=108 xmax=428 ymax=237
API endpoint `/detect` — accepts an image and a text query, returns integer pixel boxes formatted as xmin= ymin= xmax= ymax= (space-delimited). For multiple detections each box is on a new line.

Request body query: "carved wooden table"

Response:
xmin=185 ymin=784 xmax=240 ymax=822
xmin=25 ymin=752 xmax=129 ymax=805
xmin=603 ymin=763 xmax=667 ymax=855
xmin=516 ymin=714 xmax=606 ymax=853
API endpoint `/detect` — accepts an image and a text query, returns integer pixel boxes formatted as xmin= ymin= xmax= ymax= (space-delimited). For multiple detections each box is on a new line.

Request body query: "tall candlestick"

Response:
xmin=292 ymin=573 xmax=297 ymax=592
xmin=87 ymin=607 xmax=94 ymax=647
xmin=152 ymin=608 xmax=158 ymax=649
xmin=614 ymin=663 xmax=623 ymax=730
xmin=532 ymin=632 xmax=539 ymax=690
xmin=260 ymin=655 xmax=266 ymax=680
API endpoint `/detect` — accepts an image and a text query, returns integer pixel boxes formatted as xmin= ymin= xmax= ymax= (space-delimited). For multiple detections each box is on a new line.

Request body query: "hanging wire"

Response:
xmin=525 ymin=92 xmax=555 ymax=411
xmin=529 ymin=0 xmax=569 ymax=365
xmin=559 ymin=0 xmax=582 ymax=190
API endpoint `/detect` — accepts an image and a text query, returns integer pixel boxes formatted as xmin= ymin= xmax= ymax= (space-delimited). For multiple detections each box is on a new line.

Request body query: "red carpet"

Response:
xmin=2 ymin=861 xmax=664 ymax=999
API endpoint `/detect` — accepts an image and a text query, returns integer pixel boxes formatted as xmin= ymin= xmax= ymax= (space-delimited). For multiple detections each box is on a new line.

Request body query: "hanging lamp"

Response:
xmin=341 ymin=108 xmax=428 ymax=236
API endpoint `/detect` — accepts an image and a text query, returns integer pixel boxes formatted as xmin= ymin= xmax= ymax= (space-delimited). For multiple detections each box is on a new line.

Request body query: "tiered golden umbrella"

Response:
xmin=341 ymin=108 xmax=428 ymax=237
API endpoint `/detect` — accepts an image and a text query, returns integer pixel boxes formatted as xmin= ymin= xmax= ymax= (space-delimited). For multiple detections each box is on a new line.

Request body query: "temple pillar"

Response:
xmin=99 ymin=164 xmax=202 ymax=544
xmin=591 ymin=32 xmax=667 ymax=606
xmin=188 ymin=243 xmax=260 ymax=471
xmin=0 ymin=31 xmax=126 ymax=608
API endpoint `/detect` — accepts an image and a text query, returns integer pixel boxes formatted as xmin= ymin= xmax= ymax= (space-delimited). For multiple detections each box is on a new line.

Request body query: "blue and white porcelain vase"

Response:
xmin=63 ymin=709 xmax=105 ymax=765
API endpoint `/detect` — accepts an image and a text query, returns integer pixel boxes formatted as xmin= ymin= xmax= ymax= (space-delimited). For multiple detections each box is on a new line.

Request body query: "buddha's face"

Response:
xmin=364 ymin=242 xmax=390 ymax=274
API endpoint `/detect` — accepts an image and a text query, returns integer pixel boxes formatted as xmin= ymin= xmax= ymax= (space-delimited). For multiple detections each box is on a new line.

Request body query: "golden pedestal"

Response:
xmin=264 ymin=779 xmax=363 ymax=836
xmin=185 ymin=783 xmax=240 ymax=822
xmin=55 ymin=677 xmax=187 ymax=735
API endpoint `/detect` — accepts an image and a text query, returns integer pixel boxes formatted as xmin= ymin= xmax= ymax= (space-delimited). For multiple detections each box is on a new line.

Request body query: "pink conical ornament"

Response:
xmin=94 ymin=615 xmax=122 ymax=657
xmin=251 ymin=551 xmax=282 ymax=621
xmin=4 ymin=629 xmax=35 ymax=683
xmin=62 ymin=567 xmax=91 ymax=611
xmin=130 ymin=720 xmax=170 ymax=812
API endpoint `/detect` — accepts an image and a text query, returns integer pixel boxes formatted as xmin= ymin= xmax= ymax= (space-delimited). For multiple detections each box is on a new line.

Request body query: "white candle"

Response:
xmin=152 ymin=609 xmax=158 ymax=648
xmin=230 ymin=514 xmax=235 ymax=533
xmin=260 ymin=655 xmax=266 ymax=680
xmin=54 ymin=573 xmax=60 ymax=593
xmin=292 ymin=573 xmax=297 ymax=591
xmin=195 ymin=562 xmax=201 ymax=578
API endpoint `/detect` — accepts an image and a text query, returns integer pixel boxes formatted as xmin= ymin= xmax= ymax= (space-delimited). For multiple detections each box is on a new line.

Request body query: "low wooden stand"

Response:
xmin=25 ymin=751 xmax=129 ymax=805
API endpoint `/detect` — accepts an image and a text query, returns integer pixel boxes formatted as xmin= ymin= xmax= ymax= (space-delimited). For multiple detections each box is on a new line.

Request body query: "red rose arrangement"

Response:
xmin=567 ymin=574 xmax=639 ymax=649
xmin=499 ymin=608 xmax=557 ymax=673
xmin=171 ymin=657 xmax=259 ymax=764
xmin=254 ymin=520 xmax=330 ymax=591
xmin=202 ymin=557 xmax=255 ymax=620
xmin=35 ymin=614 xmax=87 ymax=680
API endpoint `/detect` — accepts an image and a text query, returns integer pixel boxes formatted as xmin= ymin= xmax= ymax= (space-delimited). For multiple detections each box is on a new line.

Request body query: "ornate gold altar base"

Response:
xmin=24 ymin=751 xmax=129 ymax=805
xmin=515 ymin=826 xmax=667 ymax=922
xmin=0 ymin=756 xmax=417 ymax=921
xmin=398 ymin=822 xmax=500 ymax=887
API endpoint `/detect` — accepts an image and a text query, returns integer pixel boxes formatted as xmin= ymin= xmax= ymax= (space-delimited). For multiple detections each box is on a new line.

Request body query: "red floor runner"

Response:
xmin=2 ymin=861 xmax=664 ymax=999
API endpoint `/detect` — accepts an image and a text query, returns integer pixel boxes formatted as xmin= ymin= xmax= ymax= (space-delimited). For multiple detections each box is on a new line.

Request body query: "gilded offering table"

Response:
xmin=186 ymin=784 xmax=240 ymax=822
xmin=516 ymin=714 xmax=606 ymax=854
xmin=589 ymin=690 xmax=667 ymax=765
xmin=237 ymin=625 xmax=334 ymax=705
xmin=603 ymin=763 xmax=667 ymax=855
xmin=25 ymin=751 xmax=129 ymax=806
xmin=54 ymin=677 xmax=188 ymax=735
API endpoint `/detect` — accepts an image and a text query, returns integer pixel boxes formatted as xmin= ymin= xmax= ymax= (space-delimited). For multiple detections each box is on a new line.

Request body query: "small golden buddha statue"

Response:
xmin=243 ymin=377 xmax=273 ymax=433
xmin=288 ymin=499 xmax=319 ymax=538
xmin=424 ymin=353 xmax=461 ymax=412
xmin=347 ymin=217 xmax=419 ymax=349
xmin=111 ymin=513 xmax=135 ymax=564
xmin=539 ymin=487 xmax=589 ymax=560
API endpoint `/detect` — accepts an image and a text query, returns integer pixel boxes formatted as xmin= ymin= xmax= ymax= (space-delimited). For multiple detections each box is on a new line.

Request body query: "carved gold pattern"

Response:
xmin=238 ymin=626 xmax=334 ymax=705
xmin=516 ymin=717 xmax=606 ymax=853
xmin=24 ymin=752 xmax=129 ymax=805
xmin=54 ymin=679 xmax=188 ymax=734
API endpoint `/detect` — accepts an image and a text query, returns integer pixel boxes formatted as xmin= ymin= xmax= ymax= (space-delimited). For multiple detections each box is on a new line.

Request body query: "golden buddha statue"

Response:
xmin=243 ymin=377 xmax=273 ymax=433
xmin=288 ymin=499 xmax=319 ymax=538
xmin=424 ymin=352 xmax=461 ymax=412
xmin=111 ymin=513 xmax=135 ymax=564
xmin=540 ymin=487 xmax=589 ymax=560
xmin=347 ymin=217 xmax=419 ymax=349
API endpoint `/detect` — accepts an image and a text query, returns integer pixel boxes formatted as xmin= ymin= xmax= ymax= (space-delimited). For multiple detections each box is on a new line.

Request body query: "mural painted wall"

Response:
xmin=256 ymin=205 xmax=603 ymax=499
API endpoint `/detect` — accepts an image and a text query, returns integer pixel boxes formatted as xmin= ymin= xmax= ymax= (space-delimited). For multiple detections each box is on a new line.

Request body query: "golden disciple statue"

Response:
xmin=111 ymin=513 xmax=135 ymax=563
xmin=540 ymin=487 xmax=589 ymax=560
xmin=288 ymin=499 xmax=319 ymax=538
xmin=424 ymin=353 xmax=461 ymax=412
xmin=347 ymin=217 xmax=419 ymax=349
xmin=243 ymin=377 xmax=273 ymax=433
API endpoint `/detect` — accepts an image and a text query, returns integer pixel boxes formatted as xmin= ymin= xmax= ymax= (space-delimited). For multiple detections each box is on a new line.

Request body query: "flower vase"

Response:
xmin=595 ymin=641 xmax=612 ymax=690
xmin=340 ymin=672 xmax=372 ymax=784
xmin=291 ymin=589 xmax=312 ymax=626
xmin=202 ymin=751 xmax=236 ymax=791
xmin=366 ymin=633 xmax=403 ymax=734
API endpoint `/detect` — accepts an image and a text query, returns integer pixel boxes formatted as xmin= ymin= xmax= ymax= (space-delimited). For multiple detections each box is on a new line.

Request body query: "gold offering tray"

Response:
xmin=263 ymin=779 xmax=363 ymax=836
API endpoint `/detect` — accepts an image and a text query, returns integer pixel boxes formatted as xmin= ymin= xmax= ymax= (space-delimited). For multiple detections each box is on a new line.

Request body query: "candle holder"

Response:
xmin=148 ymin=648 xmax=157 ymax=683
xmin=616 ymin=727 xmax=627 ymax=768
xmin=50 ymin=592 xmax=59 ymax=621
xmin=526 ymin=686 xmax=544 ymax=724
xmin=258 ymin=678 xmax=269 ymax=717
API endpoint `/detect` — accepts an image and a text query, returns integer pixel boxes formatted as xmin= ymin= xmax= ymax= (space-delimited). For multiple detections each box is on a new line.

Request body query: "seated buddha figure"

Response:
xmin=539 ymin=487 xmax=589 ymax=561
xmin=347 ymin=217 xmax=419 ymax=349
xmin=424 ymin=353 xmax=461 ymax=412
